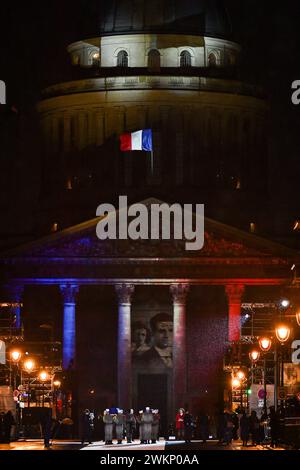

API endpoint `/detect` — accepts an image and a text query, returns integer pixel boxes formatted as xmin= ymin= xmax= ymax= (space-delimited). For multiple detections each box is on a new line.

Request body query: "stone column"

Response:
xmin=60 ymin=284 xmax=79 ymax=370
xmin=225 ymin=285 xmax=245 ymax=342
xmin=115 ymin=284 xmax=135 ymax=409
xmin=170 ymin=283 xmax=190 ymax=410
xmin=5 ymin=284 xmax=24 ymax=329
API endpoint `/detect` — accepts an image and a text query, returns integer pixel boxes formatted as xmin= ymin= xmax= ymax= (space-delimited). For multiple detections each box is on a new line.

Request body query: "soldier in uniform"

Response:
xmin=140 ymin=407 xmax=153 ymax=444
xmin=125 ymin=409 xmax=136 ymax=443
xmin=103 ymin=409 xmax=114 ymax=445
xmin=114 ymin=409 xmax=125 ymax=444
xmin=151 ymin=409 xmax=160 ymax=443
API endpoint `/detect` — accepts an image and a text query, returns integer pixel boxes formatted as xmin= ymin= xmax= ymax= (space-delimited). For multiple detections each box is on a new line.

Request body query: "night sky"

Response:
xmin=1 ymin=1 xmax=300 ymax=244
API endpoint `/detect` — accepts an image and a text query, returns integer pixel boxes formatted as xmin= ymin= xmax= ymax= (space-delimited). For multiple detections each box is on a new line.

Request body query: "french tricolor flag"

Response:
xmin=120 ymin=129 xmax=153 ymax=152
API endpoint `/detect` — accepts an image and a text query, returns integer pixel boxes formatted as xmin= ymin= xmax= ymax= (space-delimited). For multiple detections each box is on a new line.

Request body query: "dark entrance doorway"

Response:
xmin=137 ymin=374 xmax=168 ymax=435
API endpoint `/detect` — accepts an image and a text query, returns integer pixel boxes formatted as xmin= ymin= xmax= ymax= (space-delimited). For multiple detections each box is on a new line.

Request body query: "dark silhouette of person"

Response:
xmin=199 ymin=412 xmax=209 ymax=443
xmin=40 ymin=408 xmax=53 ymax=449
xmin=81 ymin=409 xmax=94 ymax=445
xmin=3 ymin=411 xmax=15 ymax=443
xmin=240 ymin=411 xmax=250 ymax=447
xmin=184 ymin=410 xmax=194 ymax=444
xmin=269 ymin=406 xmax=280 ymax=448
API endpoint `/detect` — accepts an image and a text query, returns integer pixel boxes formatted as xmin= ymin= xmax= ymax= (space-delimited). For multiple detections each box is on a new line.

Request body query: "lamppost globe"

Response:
xmin=53 ymin=380 xmax=61 ymax=388
xmin=280 ymin=299 xmax=290 ymax=308
xmin=232 ymin=378 xmax=241 ymax=388
xmin=11 ymin=350 xmax=22 ymax=362
xmin=39 ymin=371 xmax=49 ymax=382
xmin=237 ymin=370 xmax=246 ymax=381
xmin=275 ymin=325 xmax=291 ymax=343
xmin=249 ymin=350 xmax=260 ymax=362
xmin=259 ymin=337 xmax=272 ymax=352
xmin=24 ymin=359 xmax=35 ymax=372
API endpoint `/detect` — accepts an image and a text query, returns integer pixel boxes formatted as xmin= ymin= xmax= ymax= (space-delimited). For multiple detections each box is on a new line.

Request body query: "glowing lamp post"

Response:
xmin=24 ymin=359 xmax=35 ymax=407
xmin=249 ymin=350 xmax=260 ymax=363
xmin=53 ymin=380 xmax=61 ymax=418
xmin=11 ymin=350 xmax=22 ymax=363
xmin=280 ymin=299 xmax=290 ymax=309
xmin=275 ymin=325 xmax=290 ymax=344
xmin=39 ymin=370 xmax=49 ymax=407
xmin=259 ymin=338 xmax=272 ymax=414
xmin=232 ymin=378 xmax=241 ymax=389
xmin=259 ymin=337 xmax=272 ymax=353
xmin=10 ymin=350 xmax=22 ymax=390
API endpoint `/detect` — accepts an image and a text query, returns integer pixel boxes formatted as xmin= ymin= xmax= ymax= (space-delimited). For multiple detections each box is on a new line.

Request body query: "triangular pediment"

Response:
xmin=1 ymin=198 xmax=296 ymax=260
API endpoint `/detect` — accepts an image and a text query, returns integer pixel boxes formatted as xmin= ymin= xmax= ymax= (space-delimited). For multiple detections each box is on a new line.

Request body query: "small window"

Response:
xmin=208 ymin=52 xmax=217 ymax=67
xmin=250 ymin=223 xmax=256 ymax=234
xmin=148 ymin=50 xmax=160 ymax=71
xmin=180 ymin=51 xmax=192 ymax=68
xmin=117 ymin=50 xmax=129 ymax=68
xmin=51 ymin=223 xmax=59 ymax=233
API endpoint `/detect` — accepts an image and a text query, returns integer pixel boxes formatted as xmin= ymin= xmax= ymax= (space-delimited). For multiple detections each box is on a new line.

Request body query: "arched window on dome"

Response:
xmin=148 ymin=50 xmax=161 ymax=71
xmin=208 ymin=52 xmax=217 ymax=67
xmin=117 ymin=50 xmax=129 ymax=68
xmin=180 ymin=51 xmax=192 ymax=68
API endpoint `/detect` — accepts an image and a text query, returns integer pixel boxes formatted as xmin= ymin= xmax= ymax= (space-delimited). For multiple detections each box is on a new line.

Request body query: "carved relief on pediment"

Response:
xmin=24 ymin=228 xmax=268 ymax=259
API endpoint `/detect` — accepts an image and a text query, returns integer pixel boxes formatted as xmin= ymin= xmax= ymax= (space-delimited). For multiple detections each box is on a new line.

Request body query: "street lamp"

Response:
xmin=23 ymin=359 xmax=35 ymax=407
xmin=249 ymin=350 xmax=260 ymax=363
xmin=11 ymin=350 xmax=22 ymax=362
xmin=259 ymin=338 xmax=272 ymax=414
xmin=10 ymin=350 xmax=22 ymax=390
xmin=259 ymin=337 xmax=272 ymax=353
xmin=53 ymin=380 xmax=61 ymax=418
xmin=39 ymin=370 xmax=49 ymax=407
xmin=275 ymin=324 xmax=291 ymax=344
xmin=280 ymin=299 xmax=290 ymax=309
xmin=249 ymin=349 xmax=260 ymax=389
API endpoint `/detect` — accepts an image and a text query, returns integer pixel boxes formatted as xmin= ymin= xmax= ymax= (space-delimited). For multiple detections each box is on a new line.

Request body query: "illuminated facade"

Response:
xmin=1 ymin=1 xmax=296 ymax=430
xmin=37 ymin=0 xmax=267 ymax=233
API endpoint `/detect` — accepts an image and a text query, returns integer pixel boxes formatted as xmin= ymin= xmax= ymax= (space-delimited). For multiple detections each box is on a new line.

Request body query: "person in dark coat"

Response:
xmin=0 ymin=412 xmax=5 ymax=443
xmin=184 ymin=410 xmax=194 ymax=444
xmin=217 ymin=411 xmax=226 ymax=444
xmin=103 ymin=409 xmax=114 ymax=444
xmin=40 ymin=408 xmax=53 ymax=448
xmin=199 ymin=412 xmax=209 ymax=443
xmin=125 ymin=409 xmax=136 ymax=443
xmin=223 ymin=412 xmax=234 ymax=445
xmin=239 ymin=412 xmax=250 ymax=447
xmin=151 ymin=409 xmax=160 ymax=443
xmin=114 ymin=409 xmax=125 ymax=444
xmin=269 ymin=407 xmax=280 ymax=448
xmin=81 ymin=409 xmax=94 ymax=445
xmin=249 ymin=410 xmax=259 ymax=446
xmin=231 ymin=412 xmax=239 ymax=440
xmin=259 ymin=412 xmax=268 ymax=444
xmin=3 ymin=411 xmax=15 ymax=444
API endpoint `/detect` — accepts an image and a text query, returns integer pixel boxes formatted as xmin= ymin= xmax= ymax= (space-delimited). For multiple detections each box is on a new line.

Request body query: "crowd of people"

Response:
xmin=82 ymin=407 xmax=161 ymax=445
xmin=217 ymin=406 xmax=281 ymax=447
xmin=80 ymin=405 xmax=285 ymax=447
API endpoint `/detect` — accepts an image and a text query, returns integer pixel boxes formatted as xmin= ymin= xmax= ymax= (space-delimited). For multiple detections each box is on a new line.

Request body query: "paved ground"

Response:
xmin=0 ymin=439 xmax=285 ymax=451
